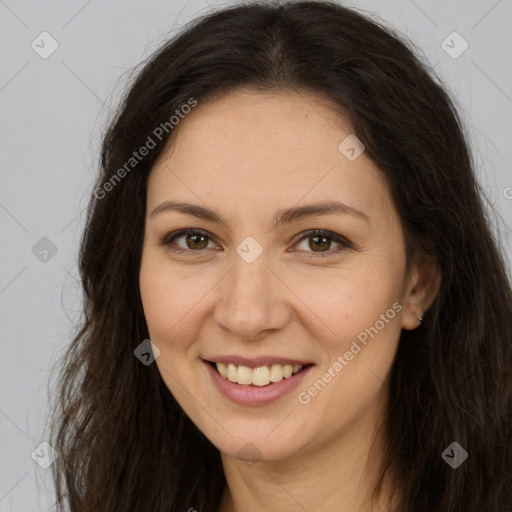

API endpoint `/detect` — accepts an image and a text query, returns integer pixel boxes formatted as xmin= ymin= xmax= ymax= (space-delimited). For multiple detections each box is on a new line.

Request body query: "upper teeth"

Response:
xmin=216 ymin=362 xmax=304 ymax=386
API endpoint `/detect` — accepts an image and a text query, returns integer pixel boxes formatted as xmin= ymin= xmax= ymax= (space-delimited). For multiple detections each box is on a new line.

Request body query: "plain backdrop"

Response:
xmin=0 ymin=0 xmax=511 ymax=509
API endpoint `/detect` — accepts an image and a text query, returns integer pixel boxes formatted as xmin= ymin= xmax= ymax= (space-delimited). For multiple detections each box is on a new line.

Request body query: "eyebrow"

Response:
xmin=150 ymin=200 xmax=370 ymax=229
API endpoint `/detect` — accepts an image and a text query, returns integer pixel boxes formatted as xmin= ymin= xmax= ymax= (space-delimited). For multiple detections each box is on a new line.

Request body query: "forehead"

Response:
xmin=147 ymin=88 xmax=394 ymax=225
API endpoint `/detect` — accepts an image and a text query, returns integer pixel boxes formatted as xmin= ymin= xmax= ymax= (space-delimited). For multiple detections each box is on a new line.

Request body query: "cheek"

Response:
xmin=139 ymin=252 xmax=205 ymax=408
xmin=290 ymin=261 xmax=403 ymax=348
xmin=290 ymin=256 xmax=404 ymax=416
xmin=139 ymin=252 xmax=207 ymax=342
xmin=293 ymin=271 xmax=403 ymax=443
xmin=139 ymin=266 xmax=175 ymax=340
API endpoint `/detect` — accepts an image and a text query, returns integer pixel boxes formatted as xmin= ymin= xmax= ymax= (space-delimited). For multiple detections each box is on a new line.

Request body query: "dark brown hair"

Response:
xmin=47 ymin=1 xmax=512 ymax=510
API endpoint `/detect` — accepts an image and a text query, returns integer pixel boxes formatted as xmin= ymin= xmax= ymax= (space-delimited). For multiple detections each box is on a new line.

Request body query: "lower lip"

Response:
xmin=204 ymin=361 xmax=314 ymax=406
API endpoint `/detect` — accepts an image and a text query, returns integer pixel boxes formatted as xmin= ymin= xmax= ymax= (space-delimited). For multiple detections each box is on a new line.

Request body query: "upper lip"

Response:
xmin=204 ymin=355 xmax=313 ymax=368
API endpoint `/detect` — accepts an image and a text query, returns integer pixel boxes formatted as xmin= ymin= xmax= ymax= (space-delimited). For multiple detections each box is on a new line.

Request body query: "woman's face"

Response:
xmin=139 ymin=88 xmax=424 ymax=462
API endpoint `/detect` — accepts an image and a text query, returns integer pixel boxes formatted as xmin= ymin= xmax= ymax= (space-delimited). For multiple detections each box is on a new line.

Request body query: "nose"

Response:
xmin=213 ymin=256 xmax=291 ymax=340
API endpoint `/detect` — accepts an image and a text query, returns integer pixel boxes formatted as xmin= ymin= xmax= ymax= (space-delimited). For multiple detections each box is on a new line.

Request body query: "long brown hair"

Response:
xmin=47 ymin=1 xmax=512 ymax=510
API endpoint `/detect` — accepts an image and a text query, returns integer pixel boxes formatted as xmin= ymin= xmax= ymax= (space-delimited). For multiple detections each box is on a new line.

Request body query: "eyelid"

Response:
xmin=161 ymin=228 xmax=353 ymax=256
xmin=160 ymin=228 xmax=219 ymax=250
xmin=289 ymin=229 xmax=353 ymax=254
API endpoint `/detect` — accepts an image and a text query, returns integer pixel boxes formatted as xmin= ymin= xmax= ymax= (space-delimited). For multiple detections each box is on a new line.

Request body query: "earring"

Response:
xmin=417 ymin=316 xmax=423 ymax=323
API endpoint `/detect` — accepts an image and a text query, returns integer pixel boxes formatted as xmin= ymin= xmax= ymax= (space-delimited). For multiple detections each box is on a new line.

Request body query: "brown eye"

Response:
xmin=308 ymin=235 xmax=332 ymax=252
xmin=162 ymin=229 xmax=216 ymax=252
xmin=162 ymin=228 xmax=351 ymax=257
xmin=293 ymin=229 xmax=352 ymax=257
xmin=185 ymin=233 xmax=209 ymax=250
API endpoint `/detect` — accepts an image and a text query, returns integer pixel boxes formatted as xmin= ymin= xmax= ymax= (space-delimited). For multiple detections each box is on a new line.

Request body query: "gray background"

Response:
xmin=1 ymin=0 xmax=511 ymax=509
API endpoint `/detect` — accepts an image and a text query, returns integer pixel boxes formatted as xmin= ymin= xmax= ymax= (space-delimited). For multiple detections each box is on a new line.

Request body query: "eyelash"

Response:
xmin=160 ymin=228 xmax=353 ymax=258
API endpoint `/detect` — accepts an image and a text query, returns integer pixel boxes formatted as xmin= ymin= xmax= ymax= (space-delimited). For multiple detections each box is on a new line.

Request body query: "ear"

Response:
xmin=401 ymin=253 xmax=441 ymax=330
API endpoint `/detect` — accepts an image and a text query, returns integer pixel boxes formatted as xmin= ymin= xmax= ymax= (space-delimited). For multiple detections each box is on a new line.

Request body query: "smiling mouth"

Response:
xmin=207 ymin=361 xmax=311 ymax=387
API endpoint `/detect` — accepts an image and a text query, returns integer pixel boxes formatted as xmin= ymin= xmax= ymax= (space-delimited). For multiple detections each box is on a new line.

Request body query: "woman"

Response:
xmin=47 ymin=1 xmax=512 ymax=510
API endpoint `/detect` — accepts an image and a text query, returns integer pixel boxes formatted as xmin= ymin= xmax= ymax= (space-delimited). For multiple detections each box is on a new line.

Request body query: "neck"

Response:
xmin=218 ymin=391 xmax=396 ymax=512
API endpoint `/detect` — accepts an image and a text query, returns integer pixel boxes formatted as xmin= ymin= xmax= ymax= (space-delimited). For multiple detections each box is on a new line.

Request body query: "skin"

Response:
xmin=139 ymin=88 xmax=440 ymax=511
